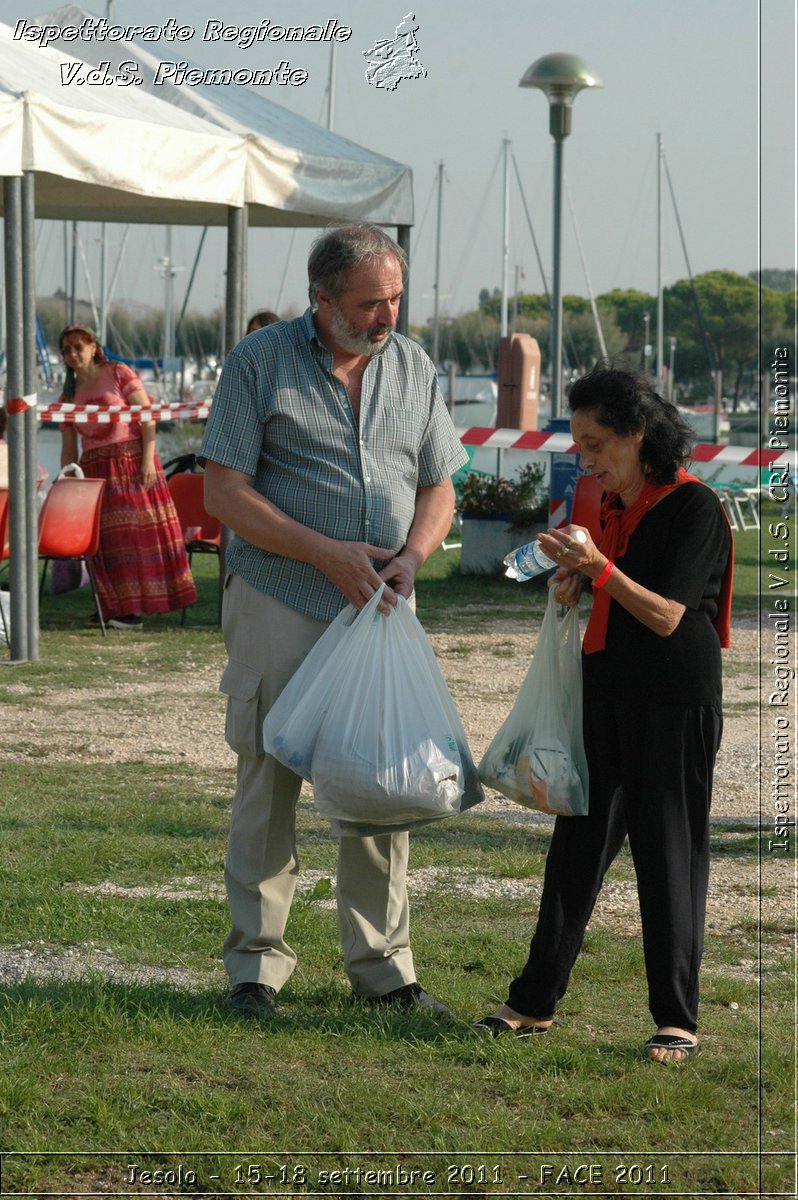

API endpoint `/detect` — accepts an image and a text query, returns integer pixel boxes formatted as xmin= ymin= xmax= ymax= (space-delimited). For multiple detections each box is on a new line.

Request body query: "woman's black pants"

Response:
xmin=506 ymin=698 xmax=723 ymax=1033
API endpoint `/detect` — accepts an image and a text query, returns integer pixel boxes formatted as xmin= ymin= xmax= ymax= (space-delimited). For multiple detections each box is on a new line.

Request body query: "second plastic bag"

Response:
xmin=478 ymin=587 xmax=589 ymax=816
xmin=263 ymin=585 xmax=480 ymax=826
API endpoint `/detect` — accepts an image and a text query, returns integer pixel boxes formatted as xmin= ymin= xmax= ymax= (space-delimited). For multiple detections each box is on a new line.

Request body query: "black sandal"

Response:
xmin=643 ymin=1034 xmax=701 ymax=1061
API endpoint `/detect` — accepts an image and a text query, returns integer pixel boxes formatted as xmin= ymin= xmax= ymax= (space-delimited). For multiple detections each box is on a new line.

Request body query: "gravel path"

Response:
xmin=1 ymin=614 xmax=786 ymax=987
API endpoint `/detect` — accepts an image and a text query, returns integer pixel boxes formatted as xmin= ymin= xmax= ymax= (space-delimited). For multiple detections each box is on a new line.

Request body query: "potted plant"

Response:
xmin=457 ymin=463 xmax=548 ymax=575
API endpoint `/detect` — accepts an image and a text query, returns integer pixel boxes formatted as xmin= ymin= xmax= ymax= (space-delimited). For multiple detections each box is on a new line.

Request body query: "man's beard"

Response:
xmin=329 ymin=301 xmax=393 ymax=357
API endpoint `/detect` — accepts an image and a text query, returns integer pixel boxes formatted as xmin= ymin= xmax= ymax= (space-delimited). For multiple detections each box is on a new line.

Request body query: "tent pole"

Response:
xmin=224 ymin=207 xmax=245 ymax=356
xmin=240 ymin=205 xmax=249 ymax=339
xmin=396 ymin=224 xmax=410 ymax=335
xmin=21 ymin=171 xmax=39 ymax=660
xmin=3 ymin=175 xmax=29 ymax=660
xmin=220 ymin=204 xmax=248 ymax=622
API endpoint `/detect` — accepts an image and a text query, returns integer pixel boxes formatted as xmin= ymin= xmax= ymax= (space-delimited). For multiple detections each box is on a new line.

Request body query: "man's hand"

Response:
xmin=204 ymin=463 xmax=399 ymax=613
xmin=321 ymin=541 xmax=399 ymax=614
xmin=378 ymin=548 xmax=422 ymax=600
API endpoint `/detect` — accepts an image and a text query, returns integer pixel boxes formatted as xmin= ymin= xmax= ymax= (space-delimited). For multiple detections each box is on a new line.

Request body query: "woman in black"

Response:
xmin=475 ymin=366 xmax=733 ymax=1062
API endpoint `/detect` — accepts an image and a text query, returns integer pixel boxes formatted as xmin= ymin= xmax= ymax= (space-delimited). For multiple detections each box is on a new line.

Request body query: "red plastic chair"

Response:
xmin=37 ymin=478 xmax=107 ymax=634
xmin=569 ymin=472 xmax=604 ymax=545
xmin=167 ymin=471 xmax=222 ymax=625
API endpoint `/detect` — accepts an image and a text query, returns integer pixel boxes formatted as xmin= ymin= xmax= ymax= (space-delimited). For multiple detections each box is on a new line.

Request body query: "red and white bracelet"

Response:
xmin=593 ymin=560 xmax=615 ymax=589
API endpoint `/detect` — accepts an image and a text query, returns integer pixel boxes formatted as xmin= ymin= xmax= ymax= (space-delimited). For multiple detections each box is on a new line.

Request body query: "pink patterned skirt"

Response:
xmin=80 ymin=439 xmax=197 ymax=618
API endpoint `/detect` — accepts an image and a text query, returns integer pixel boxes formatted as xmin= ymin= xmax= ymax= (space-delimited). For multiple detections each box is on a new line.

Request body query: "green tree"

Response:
xmin=412 ymin=309 xmax=501 ymax=373
xmin=432 ymin=291 xmax=630 ymax=378
xmin=517 ymin=299 xmax=628 ymax=376
xmin=176 ymin=309 xmax=224 ymax=360
xmin=480 ymin=290 xmax=550 ymax=322
xmin=748 ymin=268 xmax=798 ymax=292
xmin=665 ymin=270 xmax=784 ymax=409
xmin=37 ymin=297 xmax=95 ymax=349
xmin=595 ymin=288 xmax=656 ymax=350
xmin=770 ymin=288 xmax=797 ymax=368
xmin=35 ymin=295 xmax=224 ymax=368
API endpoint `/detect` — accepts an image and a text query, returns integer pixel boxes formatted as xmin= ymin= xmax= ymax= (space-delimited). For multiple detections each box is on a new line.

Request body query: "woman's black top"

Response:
xmin=582 ymin=483 xmax=731 ymax=707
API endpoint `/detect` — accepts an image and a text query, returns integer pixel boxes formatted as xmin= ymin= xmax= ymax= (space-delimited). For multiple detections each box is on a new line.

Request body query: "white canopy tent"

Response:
xmin=0 ymin=23 xmax=249 ymax=218
xmin=30 ymin=5 xmax=413 ymax=230
xmin=1 ymin=22 xmax=252 ymax=662
xmin=28 ymin=5 xmax=415 ymax=342
xmin=1 ymin=13 xmax=414 ymax=662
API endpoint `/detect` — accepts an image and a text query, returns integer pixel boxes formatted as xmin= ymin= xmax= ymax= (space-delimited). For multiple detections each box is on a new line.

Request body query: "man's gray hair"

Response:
xmin=307 ymin=224 xmax=407 ymax=308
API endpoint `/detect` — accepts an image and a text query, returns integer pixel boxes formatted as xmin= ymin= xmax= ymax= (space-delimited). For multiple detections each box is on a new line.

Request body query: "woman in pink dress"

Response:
xmin=58 ymin=323 xmax=196 ymax=629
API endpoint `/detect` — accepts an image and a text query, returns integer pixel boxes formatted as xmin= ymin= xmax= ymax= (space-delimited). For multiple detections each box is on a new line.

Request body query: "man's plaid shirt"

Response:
xmin=200 ymin=309 xmax=468 ymax=621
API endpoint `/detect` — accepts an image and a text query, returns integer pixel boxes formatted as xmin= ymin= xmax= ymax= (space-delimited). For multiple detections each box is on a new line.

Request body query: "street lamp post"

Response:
xmin=519 ymin=53 xmax=602 ymax=419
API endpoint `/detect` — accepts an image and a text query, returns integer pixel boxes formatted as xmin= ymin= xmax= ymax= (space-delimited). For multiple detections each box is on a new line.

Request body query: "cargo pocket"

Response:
xmin=220 ymin=659 xmax=264 ymax=757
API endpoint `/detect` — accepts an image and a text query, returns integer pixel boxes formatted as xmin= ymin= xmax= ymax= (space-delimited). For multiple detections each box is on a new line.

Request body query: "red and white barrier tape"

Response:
xmin=456 ymin=426 xmax=783 ymax=468
xmin=24 ymin=402 xmax=779 ymax=469
xmin=548 ymin=500 xmax=568 ymax=527
xmin=36 ymin=400 xmax=210 ymax=424
xmin=5 ymin=394 xmax=38 ymax=415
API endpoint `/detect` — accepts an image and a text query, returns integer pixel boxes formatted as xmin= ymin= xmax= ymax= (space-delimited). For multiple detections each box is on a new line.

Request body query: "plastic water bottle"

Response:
xmin=504 ymin=528 xmax=587 ymax=581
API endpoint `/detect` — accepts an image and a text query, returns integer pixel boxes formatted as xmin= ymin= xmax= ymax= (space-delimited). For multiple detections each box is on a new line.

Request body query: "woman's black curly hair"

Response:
xmin=567 ymin=363 xmax=694 ymax=484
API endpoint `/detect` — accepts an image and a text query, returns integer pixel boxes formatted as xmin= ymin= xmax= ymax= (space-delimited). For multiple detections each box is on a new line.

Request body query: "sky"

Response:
xmin=5 ymin=0 xmax=797 ymax=331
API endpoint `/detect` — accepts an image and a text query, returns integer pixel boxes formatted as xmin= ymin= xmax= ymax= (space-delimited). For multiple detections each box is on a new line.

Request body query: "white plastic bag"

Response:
xmin=0 ymin=589 xmax=9 ymax=645
xmin=263 ymin=585 xmax=479 ymax=826
xmin=478 ymin=587 xmax=589 ymax=816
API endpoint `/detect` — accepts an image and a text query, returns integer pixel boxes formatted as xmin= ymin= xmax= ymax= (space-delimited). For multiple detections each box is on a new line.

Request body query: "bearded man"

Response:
xmin=200 ymin=224 xmax=468 ymax=1018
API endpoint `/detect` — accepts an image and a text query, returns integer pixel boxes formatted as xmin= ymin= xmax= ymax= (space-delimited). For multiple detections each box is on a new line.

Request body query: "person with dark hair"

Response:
xmin=200 ymin=223 xmax=468 ymax=1018
xmin=475 ymin=364 xmax=733 ymax=1063
xmin=57 ymin=323 xmax=196 ymax=629
xmin=246 ymin=311 xmax=281 ymax=334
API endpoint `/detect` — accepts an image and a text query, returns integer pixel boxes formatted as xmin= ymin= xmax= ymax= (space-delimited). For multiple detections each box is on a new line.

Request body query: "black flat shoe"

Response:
xmin=108 ymin=614 xmax=143 ymax=630
xmin=473 ymin=1015 xmax=559 ymax=1038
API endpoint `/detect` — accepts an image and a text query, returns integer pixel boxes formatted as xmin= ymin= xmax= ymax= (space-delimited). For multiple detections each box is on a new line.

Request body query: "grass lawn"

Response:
xmin=0 ymin=522 xmax=791 ymax=1198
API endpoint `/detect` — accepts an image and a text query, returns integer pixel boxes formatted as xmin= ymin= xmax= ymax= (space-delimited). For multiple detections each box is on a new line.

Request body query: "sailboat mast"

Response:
xmin=327 ymin=43 xmax=336 ymax=130
xmin=431 ymin=160 xmax=444 ymax=366
xmin=101 ymin=0 xmax=113 ymax=344
xmin=500 ymin=138 xmax=510 ymax=337
xmin=656 ymin=132 xmax=664 ymax=384
xmin=98 ymin=223 xmax=107 ymax=344
xmin=163 ymin=227 xmax=174 ymax=367
xmin=565 ymin=177 xmax=607 ymax=360
xmin=69 ymin=220 xmax=77 ymax=323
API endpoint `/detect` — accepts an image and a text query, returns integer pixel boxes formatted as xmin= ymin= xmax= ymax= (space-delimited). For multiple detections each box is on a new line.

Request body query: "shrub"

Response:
xmin=457 ymin=462 xmax=547 ymax=528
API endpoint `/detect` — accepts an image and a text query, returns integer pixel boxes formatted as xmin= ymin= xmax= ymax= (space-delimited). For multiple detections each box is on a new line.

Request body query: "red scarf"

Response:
xmin=583 ymin=468 xmax=734 ymax=654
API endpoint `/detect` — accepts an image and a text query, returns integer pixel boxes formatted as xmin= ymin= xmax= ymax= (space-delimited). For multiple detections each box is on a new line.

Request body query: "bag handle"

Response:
xmin=57 ymin=463 xmax=84 ymax=480
xmin=547 ymin=582 xmax=582 ymax=627
xmin=340 ymin=582 xmax=386 ymax=627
